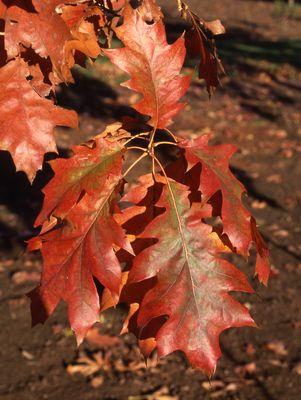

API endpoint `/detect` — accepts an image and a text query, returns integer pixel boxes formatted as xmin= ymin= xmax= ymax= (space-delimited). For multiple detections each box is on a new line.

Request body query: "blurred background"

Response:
xmin=0 ymin=0 xmax=301 ymax=399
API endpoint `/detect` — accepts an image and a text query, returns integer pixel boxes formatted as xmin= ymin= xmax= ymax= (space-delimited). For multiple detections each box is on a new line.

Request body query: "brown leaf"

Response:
xmin=293 ymin=362 xmax=301 ymax=375
xmin=204 ymin=20 xmax=226 ymax=36
xmin=86 ymin=327 xmax=122 ymax=348
xmin=11 ymin=271 xmax=41 ymax=285
xmin=185 ymin=15 xmax=225 ymax=95
xmin=67 ymin=356 xmax=101 ymax=376
xmin=266 ymin=340 xmax=288 ymax=356
xmin=90 ymin=376 xmax=104 ymax=388
xmin=136 ymin=0 xmax=163 ymax=22
xmin=202 ymin=380 xmax=225 ymax=390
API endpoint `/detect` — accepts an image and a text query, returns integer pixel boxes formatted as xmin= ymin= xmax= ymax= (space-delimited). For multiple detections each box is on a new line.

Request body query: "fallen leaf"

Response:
xmin=266 ymin=340 xmax=288 ymax=356
xmin=202 ymin=380 xmax=224 ymax=390
xmin=90 ymin=376 xmax=104 ymax=388
xmin=11 ymin=271 xmax=41 ymax=285
xmin=293 ymin=362 xmax=301 ymax=375
xmin=86 ymin=327 xmax=122 ymax=348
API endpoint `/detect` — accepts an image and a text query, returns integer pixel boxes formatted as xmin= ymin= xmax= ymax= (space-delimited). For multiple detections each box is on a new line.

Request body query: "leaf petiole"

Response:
xmin=123 ymin=152 xmax=148 ymax=177
xmin=126 ymin=146 xmax=148 ymax=152
xmin=154 ymin=141 xmax=178 ymax=148
xmin=165 ymin=128 xmax=179 ymax=143
xmin=124 ymin=133 xmax=150 ymax=146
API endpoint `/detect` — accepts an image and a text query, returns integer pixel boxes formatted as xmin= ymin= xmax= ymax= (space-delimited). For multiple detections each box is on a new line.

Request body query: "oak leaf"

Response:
xmin=185 ymin=17 xmax=225 ymax=95
xmin=136 ymin=0 xmax=163 ymax=22
xmin=180 ymin=136 xmax=251 ymax=254
xmin=180 ymin=135 xmax=270 ymax=284
xmin=64 ymin=20 xmax=101 ymax=72
xmin=28 ymin=63 xmax=52 ymax=97
xmin=97 ymin=0 xmax=125 ymax=11
xmin=30 ymin=136 xmax=133 ymax=342
xmin=0 ymin=1 xmax=6 ymax=18
xmin=60 ymin=4 xmax=102 ymax=69
xmin=104 ymin=3 xmax=190 ymax=129
xmin=35 ymin=129 xmax=127 ymax=226
xmin=127 ymin=179 xmax=255 ymax=375
xmin=0 ymin=58 xmax=77 ymax=182
xmin=5 ymin=2 xmax=73 ymax=81
xmin=59 ymin=3 xmax=88 ymax=28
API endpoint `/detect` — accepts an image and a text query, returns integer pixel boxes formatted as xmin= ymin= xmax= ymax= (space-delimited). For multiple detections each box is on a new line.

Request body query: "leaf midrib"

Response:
xmin=41 ymin=180 xmax=120 ymax=291
xmin=164 ymin=181 xmax=202 ymax=322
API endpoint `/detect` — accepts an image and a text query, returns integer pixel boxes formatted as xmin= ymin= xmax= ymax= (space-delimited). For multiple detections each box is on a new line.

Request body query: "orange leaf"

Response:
xmin=104 ymin=3 xmax=190 ymax=129
xmin=0 ymin=58 xmax=77 ymax=181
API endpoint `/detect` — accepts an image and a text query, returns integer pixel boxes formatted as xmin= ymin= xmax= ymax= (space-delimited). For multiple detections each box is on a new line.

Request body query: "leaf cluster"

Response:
xmin=0 ymin=0 xmax=270 ymax=375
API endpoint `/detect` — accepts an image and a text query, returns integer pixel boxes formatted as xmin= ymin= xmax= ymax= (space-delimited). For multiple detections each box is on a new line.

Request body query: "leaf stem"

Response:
xmin=165 ymin=128 xmax=179 ymax=142
xmin=124 ymin=133 xmax=150 ymax=146
xmin=153 ymin=156 xmax=190 ymax=262
xmin=154 ymin=141 xmax=178 ymax=148
xmin=123 ymin=152 xmax=148 ymax=177
xmin=153 ymin=155 xmax=204 ymax=320
xmin=147 ymin=128 xmax=156 ymax=177
xmin=126 ymin=146 xmax=148 ymax=152
xmin=148 ymin=128 xmax=157 ymax=151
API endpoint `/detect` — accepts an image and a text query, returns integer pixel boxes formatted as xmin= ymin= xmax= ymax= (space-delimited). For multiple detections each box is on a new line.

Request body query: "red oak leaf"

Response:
xmin=104 ymin=3 xmax=190 ymax=129
xmin=180 ymin=135 xmax=251 ymax=254
xmin=127 ymin=179 xmax=255 ymax=375
xmin=59 ymin=3 xmax=88 ymax=28
xmin=60 ymin=4 xmax=102 ymax=67
xmin=28 ymin=64 xmax=52 ymax=97
xmin=113 ymin=0 xmax=126 ymax=10
xmin=135 ymin=0 xmax=163 ymax=22
xmin=101 ymin=0 xmax=125 ymax=11
xmin=35 ymin=131 xmax=126 ymax=226
xmin=5 ymin=3 xmax=73 ymax=81
xmin=64 ymin=19 xmax=101 ymax=80
xmin=185 ymin=18 xmax=225 ymax=95
xmin=117 ymin=174 xmax=166 ymax=260
xmin=30 ymin=135 xmax=133 ymax=342
xmin=180 ymin=135 xmax=270 ymax=284
xmin=0 ymin=1 xmax=6 ymax=18
xmin=0 ymin=58 xmax=77 ymax=182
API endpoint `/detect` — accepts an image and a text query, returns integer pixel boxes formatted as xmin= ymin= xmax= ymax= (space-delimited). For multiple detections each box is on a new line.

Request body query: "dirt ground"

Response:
xmin=1 ymin=1 xmax=301 ymax=399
